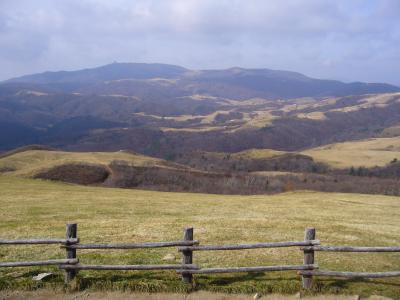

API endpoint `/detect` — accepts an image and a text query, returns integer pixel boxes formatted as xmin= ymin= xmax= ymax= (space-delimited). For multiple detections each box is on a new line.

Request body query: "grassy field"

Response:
xmin=231 ymin=149 xmax=287 ymax=160
xmin=302 ymin=137 xmax=400 ymax=168
xmin=380 ymin=126 xmax=400 ymax=138
xmin=0 ymin=150 xmax=168 ymax=177
xmin=0 ymin=175 xmax=399 ymax=298
xmin=196 ymin=136 xmax=400 ymax=170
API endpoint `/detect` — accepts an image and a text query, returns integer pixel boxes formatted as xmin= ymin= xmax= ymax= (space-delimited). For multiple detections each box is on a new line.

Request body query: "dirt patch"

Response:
xmin=34 ymin=163 xmax=110 ymax=185
xmin=0 ymin=291 xmax=393 ymax=300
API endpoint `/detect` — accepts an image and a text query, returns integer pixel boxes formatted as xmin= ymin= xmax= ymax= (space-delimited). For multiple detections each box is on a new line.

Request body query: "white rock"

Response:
xmin=253 ymin=293 xmax=261 ymax=299
xmin=32 ymin=272 xmax=53 ymax=281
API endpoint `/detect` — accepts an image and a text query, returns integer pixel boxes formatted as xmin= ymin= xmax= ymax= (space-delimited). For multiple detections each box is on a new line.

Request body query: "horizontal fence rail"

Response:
xmin=0 ymin=238 xmax=78 ymax=245
xmin=60 ymin=264 xmax=199 ymax=271
xmin=177 ymin=264 xmax=318 ymax=274
xmin=178 ymin=240 xmax=320 ymax=252
xmin=64 ymin=240 xmax=199 ymax=249
xmin=0 ymin=259 xmax=78 ymax=268
xmin=302 ymin=246 xmax=400 ymax=252
xmin=299 ymin=270 xmax=400 ymax=278
xmin=1 ymin=224 xmax=399 ymax=289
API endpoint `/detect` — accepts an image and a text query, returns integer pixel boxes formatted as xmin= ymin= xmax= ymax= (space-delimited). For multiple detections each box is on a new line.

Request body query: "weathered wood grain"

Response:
xmin=60 ymin=264 xmax=199 ymax=270
xmin=0 ymin=238 xmax=78 ymax=245
xmin=302 ymin=246 xmax=400 ymax=252
xmin=64 ymin=223 xmax=77 ymax=283
xmin=177 ymin=264 xmax=318 ymax=274
xmin=299 ymin=270 xmax=400 ymax=278
xmin=182 ymin=227 xmax=194 ymax=284
xmin=178 ymin=240 xmax=320 ymax=252
xmin=302 ymin=228 xmax=316 ymax=289
xmin=64 ymin=240 xmax=199 ymax=249
xmin=0 ymin=259 xmax=78 ymax=267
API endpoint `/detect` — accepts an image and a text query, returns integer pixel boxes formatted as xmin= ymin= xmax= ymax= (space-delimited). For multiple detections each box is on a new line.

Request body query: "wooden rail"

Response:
xmin=302 ymin=246 xmax=400 ymax=252
xmin=64 ymin=240 xmax=199 ymax=249
xmin=178 ymin=240 xmax=320 ymax=252
xmin=1 ymin=224 xmax=399 ymax=290
xmin=177 ymin=264 xmax=318 ymax=274
xmin=0 ymin=238 xmax=78 ymax=245
xmin=299 ymin=270 xmax=400 ymax=278
xmin=0 ymin=259 xmax=78 ymax=267
xmin=60 ymin=263 xmax=199 ymax=271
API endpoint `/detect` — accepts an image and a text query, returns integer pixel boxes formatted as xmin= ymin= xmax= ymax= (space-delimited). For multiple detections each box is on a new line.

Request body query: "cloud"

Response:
xmin=0 ymin=0 xmax=399 ymax=85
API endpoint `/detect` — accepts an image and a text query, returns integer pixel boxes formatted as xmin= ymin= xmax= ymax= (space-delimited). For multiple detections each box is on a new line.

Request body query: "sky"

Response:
xmin=0 ymin=0 xmax=399 ymax=85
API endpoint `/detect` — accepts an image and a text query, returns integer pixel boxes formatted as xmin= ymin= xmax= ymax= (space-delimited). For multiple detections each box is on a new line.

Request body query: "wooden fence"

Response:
xmin=1 ymin=224 xmax=399 ymax=289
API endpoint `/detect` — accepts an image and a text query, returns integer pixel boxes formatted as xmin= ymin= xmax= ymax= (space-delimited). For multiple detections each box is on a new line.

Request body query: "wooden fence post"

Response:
xmin=302 ymin=227 xmax=315 ymax=289
xmin=64 ymin=223 xmax=77 ymax=283
xmin=182 ymin=227 xmax=193 ymax=284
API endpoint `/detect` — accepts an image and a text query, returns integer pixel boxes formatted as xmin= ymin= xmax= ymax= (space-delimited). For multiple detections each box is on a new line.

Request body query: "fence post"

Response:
xmin=64 ymin=223 xmax=77 ymax=284
xmin=182 ymin=227 xmax=193 ymax=284
xmin=302 ymin=227 xmax=315 ymax=289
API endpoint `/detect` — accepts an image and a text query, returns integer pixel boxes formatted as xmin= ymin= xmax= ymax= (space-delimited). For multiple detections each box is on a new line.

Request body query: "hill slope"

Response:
xmin=0 ymin=149 xmax=168 ymax=177
xmin=0 ymin=149 xmax=279 ymax=194
xmin=1 ymin=63 xmax=399 ymax=156
xmin=302 ymin=137 xmax=400 ymax=168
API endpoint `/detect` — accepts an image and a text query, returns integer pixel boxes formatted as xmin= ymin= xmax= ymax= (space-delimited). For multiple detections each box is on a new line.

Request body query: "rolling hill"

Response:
xmin=0 ymin=63 xmax=400 ymax=162
xmin=0 ymin=148 xmax=282 ymax=194
xmin=198 ymin=136 xmax=400 ymax=169
xmin=302 ymin=137 xmax=400 ymax=168
xmin=2 ymin=139 xmax=399 ymax=196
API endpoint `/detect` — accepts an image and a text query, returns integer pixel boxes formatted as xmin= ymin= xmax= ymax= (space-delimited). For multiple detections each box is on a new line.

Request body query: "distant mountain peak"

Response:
xmin=2 ymin=63 xmax=399 ymax=99
xmin=4 ymin=62 xmax=188 ymax=84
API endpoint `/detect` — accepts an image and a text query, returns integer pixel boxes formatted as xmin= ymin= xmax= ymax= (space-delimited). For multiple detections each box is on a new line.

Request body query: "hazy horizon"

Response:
xmin=1 ymin=0 xmax=399 ymax=85
xmin=3 ymin=61 xmax=400 ymax=87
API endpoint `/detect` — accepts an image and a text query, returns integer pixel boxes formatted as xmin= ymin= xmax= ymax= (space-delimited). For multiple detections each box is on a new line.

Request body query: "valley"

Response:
xmin=1 ymin=63 xmax=399 ymax=159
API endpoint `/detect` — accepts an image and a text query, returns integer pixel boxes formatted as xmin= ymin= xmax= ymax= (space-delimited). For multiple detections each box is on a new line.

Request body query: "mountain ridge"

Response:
xmin=1 ymin=63 xmax=400 ymax=157
xmin=3 ymin=62 xmax=399 ymax=99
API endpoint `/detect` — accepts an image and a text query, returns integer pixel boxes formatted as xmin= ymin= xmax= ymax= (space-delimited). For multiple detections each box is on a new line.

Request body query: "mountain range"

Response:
xmin=0 ymin=63 xmax=399 ymax=158
xmin=4 ymin=62 xmax=399 ymax=99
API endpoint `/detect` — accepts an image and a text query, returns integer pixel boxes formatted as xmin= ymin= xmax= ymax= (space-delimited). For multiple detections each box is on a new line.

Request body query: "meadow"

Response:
xmin=302 ymin=137 xmax=400 ymax=169
xmin=0 ymin=175 xmax=399 ymax=298
xmin=0 ymin=150 xmax=166 ymax=177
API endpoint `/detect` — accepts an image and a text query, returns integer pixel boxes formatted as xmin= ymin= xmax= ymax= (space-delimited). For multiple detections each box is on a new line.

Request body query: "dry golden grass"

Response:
xmin=161 ymin=126 xmax=228 ymax=132
xmin=296 ymin=112 xmax=327 ymax=121
xmin=0 ymin=175 xmax=399 ymax=297
xmin=134 ymin=112 xmax=200 ymax=122
xmin=130 ymin=93 xmax=400 ymax=134
xmin=231 ymin=149 xmax=287 ymax=159
xmin=237 ymin=111 xmax=277 ymax=130
xmin=251 ymin=171 xmax=303 ymax=177
xmin=379 ymin=125 xmax=400 ymax=138
xmin=329 ymin=93 xmax=400 ymax=113
xmin=302 ymin=137 xmax=400 ymax=168
xmin=0 ymin=150 xmax=164 ymax=177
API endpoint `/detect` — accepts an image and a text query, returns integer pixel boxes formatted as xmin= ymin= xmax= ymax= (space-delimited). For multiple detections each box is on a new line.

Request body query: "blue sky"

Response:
xmin=0 ymin=0 xmax=399 ymax=85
